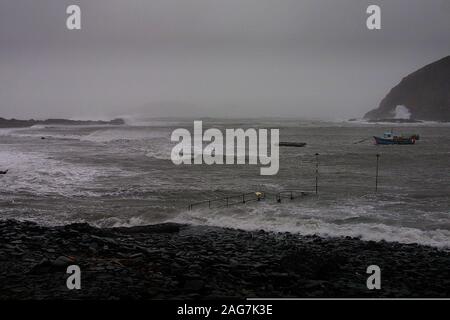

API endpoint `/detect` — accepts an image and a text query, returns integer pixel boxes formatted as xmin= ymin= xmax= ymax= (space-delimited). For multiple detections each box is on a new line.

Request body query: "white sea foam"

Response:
xmin=170 ymin=202 xmax=450 ymax=248
xmin=1 ymin=126 xmax=81 ymax=140
xmin=80 ymin=128 xmax=169 ymax=143
xmin=0 ymin=128 xmax=17 ymax=136
xmin=1 ymin=125 xmax=172 ymax=143
xmin=344 ymin=118 xmax=450 ymax=127
xmin=394 ymin=105 xmax=412 ymax=119
xmin=93 ymin=216 xmax=150 ymax=228
xmin=0 ymin=150 xmax=127 ymax=197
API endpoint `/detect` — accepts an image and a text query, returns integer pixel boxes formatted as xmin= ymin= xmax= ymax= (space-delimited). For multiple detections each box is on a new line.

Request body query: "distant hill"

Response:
xmin=364 ymin=56 xmax=450 ymax=121
xmin=0 ymin=117 xmax=125 ymax=128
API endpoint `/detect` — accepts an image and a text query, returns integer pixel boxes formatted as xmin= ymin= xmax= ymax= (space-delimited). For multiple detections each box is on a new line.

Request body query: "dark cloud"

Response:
xmin=1 ymin=0 xmax=449 ymax=119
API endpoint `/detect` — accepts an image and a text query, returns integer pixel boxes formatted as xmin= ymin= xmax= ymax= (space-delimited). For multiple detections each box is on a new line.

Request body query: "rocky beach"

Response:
xmin=0 ymin=219 xmax=449 ymax=300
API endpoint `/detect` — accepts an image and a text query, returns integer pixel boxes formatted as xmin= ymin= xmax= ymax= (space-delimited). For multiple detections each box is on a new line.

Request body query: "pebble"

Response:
xmin=0 ymin=219 xmax=449 ymax=299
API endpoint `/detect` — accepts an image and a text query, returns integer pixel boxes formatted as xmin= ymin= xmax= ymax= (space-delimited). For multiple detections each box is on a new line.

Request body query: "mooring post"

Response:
xmin=208 ymin=200 xmax=211 ymax=209
xmin=315 ymin=153 xmax=319 ymax=194
xmin=375 ymin=153 xmax=380 ymax=192
xmin=242 ymin=194 xmax=245 ymax=203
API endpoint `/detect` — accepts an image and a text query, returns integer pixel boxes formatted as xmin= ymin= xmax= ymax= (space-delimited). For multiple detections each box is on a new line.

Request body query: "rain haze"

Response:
xmin=1 ymin=0 xmax=449 ymax=120
xmin=1 ymin=0 xmax=450 ymax=301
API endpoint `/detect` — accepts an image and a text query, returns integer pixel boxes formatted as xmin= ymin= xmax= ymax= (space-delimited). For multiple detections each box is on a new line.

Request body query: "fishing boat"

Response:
xmin=373 ymin=131 xmax=418 ymax=145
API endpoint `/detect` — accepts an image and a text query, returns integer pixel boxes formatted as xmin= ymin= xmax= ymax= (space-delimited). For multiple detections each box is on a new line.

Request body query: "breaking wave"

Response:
xmin=80 ymin=128 xmax=169 ymax=143
xmin=0 ymin=150 xmax=128 ymax=197
xmin=171 ymin=202 xmax=450 ymax=248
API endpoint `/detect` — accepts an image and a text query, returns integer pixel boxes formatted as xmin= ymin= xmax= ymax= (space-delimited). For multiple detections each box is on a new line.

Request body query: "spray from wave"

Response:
xmin=394 ymin=105 xmax=412 ymax=119
xmin=170 ymin=202 xmax=450 ymax=248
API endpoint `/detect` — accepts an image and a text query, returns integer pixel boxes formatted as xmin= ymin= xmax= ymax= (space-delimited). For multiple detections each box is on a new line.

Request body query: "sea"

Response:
xmin=0 ymin=118 xmax=449 ymax=247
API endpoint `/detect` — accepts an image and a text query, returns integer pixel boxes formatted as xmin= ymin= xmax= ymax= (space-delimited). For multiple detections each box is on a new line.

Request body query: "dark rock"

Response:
xmin=27 ymin=259 xmax=53 ymax=274
xmin=0 ymin=117 xmax=125 ymax=128
xmin=184 ymin=279 xmax=204 ymax=291
xmin=1 ymin=219 xmax=449 ymax=299
xmin=52 ymin=256 xmax=76 ymax=268
xmin=114 ymin=223 xmax=183 ymax=234
xmin=364 ymin=56 xmax=450 ymax=121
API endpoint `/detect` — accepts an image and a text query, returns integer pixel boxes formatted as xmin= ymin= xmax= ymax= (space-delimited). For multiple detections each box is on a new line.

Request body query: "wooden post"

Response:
xmin=315 ymin=153 xmax=319 ymax=194
xmin=375 ymin=154 xmax=380 ymax=192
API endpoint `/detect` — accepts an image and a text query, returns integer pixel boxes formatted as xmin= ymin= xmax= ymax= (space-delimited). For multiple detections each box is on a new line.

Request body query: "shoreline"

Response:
xmin=0 ymin=219 xmax=449 ymax=299
xmin=0 ymin=117 xmax=125 ymax=128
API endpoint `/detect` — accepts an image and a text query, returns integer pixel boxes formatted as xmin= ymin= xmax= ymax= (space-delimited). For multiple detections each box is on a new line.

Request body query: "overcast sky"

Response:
xmin=1 ymin=0 xmax=449 ymax=120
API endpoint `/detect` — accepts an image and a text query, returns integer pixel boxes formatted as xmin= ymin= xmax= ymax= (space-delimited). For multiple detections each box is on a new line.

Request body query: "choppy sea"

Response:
xmin=0 ymin=118 xmax=449 ymax=247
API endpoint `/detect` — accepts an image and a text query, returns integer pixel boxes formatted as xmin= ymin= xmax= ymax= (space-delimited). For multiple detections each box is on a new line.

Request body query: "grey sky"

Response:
xmin=1 ymin=0 xmax=449 ymax=120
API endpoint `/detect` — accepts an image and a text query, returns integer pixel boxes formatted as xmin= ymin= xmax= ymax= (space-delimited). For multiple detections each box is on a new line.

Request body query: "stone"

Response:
xmin=184 ymin=279 xmax=204 ymax=291
xmin=52 ymin=256 xmax=75 ymax=267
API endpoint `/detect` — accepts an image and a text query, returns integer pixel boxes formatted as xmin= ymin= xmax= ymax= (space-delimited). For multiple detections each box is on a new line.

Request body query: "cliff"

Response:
xmin=364 ymin=56 xmax=450 ymax=121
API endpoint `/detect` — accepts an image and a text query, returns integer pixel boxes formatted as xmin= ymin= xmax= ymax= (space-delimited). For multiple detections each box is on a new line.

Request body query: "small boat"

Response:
xmin=278 ymin=142 xmax=307 ymax=147
xmin=373 ymin=132 xmax=417 ymax=145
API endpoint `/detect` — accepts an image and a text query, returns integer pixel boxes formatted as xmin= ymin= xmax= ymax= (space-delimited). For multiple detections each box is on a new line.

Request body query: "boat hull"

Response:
xmin=373 ymin=136 xmax=416 ymax=145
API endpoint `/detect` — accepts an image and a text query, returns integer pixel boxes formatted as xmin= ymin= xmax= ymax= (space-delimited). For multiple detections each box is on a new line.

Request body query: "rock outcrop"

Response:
xmin=364 ymin=56 xmax=450 ymax=121
xmin=0 ymin=117 xmax=125 ymax=128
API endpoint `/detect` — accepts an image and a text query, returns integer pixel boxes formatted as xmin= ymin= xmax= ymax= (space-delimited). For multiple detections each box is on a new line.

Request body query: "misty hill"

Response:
xmin=0 ymin=117 xmax=125 ymax=128
xmin=364 ymin=56 xmax=450 ymax=121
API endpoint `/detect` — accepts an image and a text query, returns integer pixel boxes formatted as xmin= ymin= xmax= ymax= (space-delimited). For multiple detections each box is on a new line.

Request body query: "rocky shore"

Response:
xmin=364 ymin=55 xmax=450 ymax=121
xmin=0 ymin=117 xmax=124 ymax=128
xmin=0 ymin=219 xmax=448 ymax=299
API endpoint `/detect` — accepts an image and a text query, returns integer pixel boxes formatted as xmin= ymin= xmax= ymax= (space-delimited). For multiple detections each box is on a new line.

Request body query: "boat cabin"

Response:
xmin=383 ymin=132 xmax=393 ymax=139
